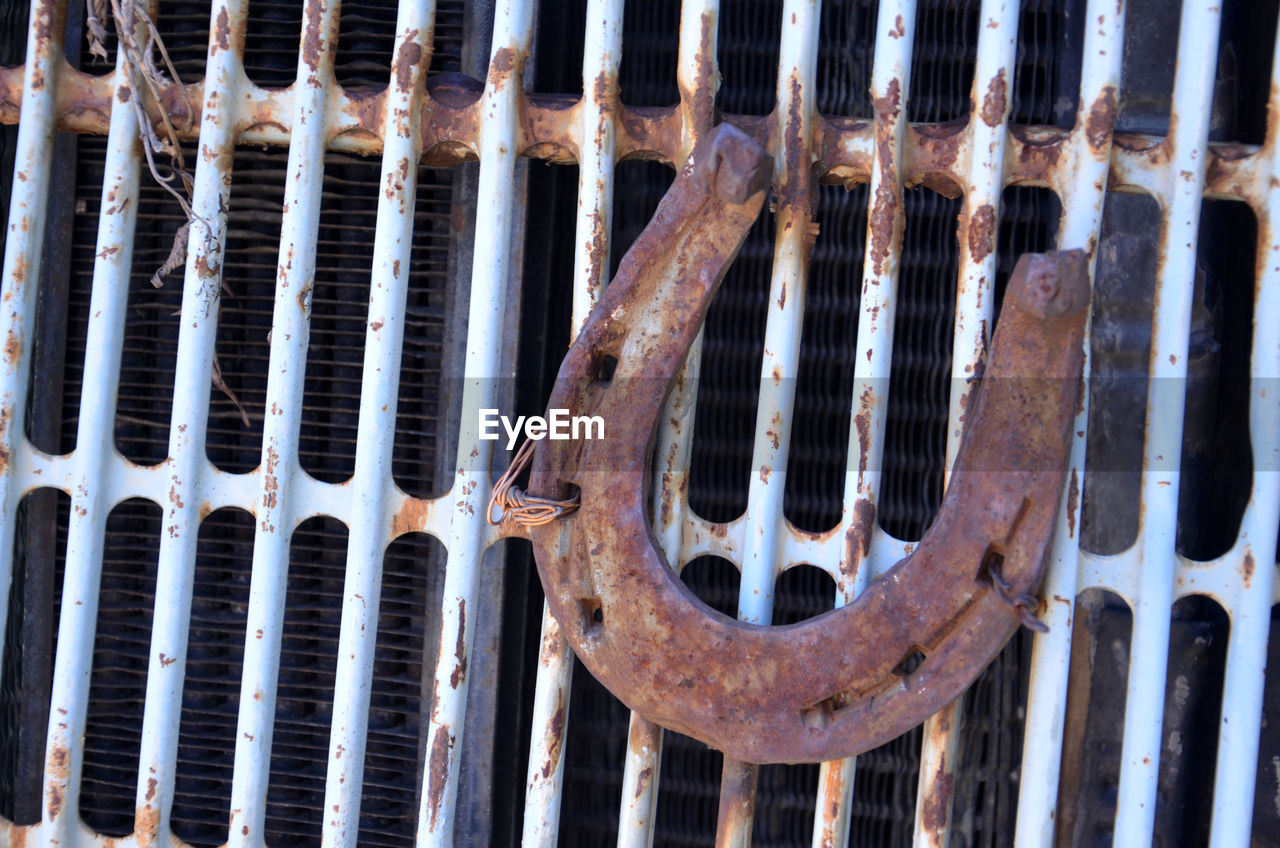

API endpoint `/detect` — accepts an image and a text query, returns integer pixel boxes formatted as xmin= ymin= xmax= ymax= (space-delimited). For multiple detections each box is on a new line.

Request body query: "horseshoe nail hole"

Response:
xmin=593 ymin=353 xmax=618 ymax=384
xmin=800 ymin=690 xmax=854 ymax=730
xmin=977 ymin=548 xmax=1004 ymax=585
xmin=894 ymin=648 xmax=928 ymax=678
xmin=578 ymin=597 xmax=604 ymax=634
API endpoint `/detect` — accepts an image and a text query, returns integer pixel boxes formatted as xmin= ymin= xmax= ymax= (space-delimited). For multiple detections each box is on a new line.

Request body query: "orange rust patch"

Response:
xmin=817 ymin=765 xmax=846 ymax=846
xmin=215 ymin=8 xmax=230 ymax=50
xmin=921 ymin=755 xmax=954 ymax=832
xmin=1242 ymin=551 xmax=1255 ymax=588
xmin=301 ymin=0 xmax=325 ymax=73
xmin=540 ymin=691 xmax=566 ymax=779
xmin=868 ymin=79 xmax=903 ymax=276
xmin=391 ymin=497 xmax=429 ymax=537
xmin=1066 ymin=468 xmax=1079 ymax=538
xmin=634 ymin=766 xmax=652 ymax=799
xmin=967 ymin=204 xmax=996 ymax=263
xmin=424 ymin=728 xmax=453 ymax=832
xmin=394 ymin=37 xmax=422 ymax=93
xmin=4 ymin=328 xmax=19 ymax=365
xmin=980 ymin=69 xmax=1008 ymax=128
xmin=1084 ymin=85 xmax=1117 ymax=152
xmin=449 ymin=599 xmax=467 ymax=689
xmin=844 ymin=499 xmax=875 ymax=575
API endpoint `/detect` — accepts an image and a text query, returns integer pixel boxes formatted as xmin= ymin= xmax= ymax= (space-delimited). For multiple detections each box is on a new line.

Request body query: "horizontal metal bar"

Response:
xmin=0 ymin=62 xmax=1269 ymax=206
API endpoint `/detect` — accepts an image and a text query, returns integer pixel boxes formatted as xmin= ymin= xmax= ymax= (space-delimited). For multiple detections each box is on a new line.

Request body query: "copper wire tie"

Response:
xmin=487 ymin=439 xmax=580 ymax=527
xmin=985 ymin=561 xmax=1050 ymax=633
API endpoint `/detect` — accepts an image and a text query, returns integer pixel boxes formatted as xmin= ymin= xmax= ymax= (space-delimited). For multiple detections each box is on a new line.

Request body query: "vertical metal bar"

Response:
xmin=0 ymin=0 xmax=60 ymax=697
xmin=227 ymin=0 xmax=340 ymax=843
xmin=715 ymin=2 xmax=820 ymax=846
xmin=19 ymin=0 xmax=83 ymax=805
xmin=39 ymin=0 xmax=144 ymax=838
xmin=675 ymin=0 xmax=719 ymax=162
xmin=653 ymin=0 xmax=720 ymax=575
xmin=520 ymin=1 xmax=623 ymax=844
xmin=1205 ymin=15 xmax=1280 ymax=847
xmin=811 ymin=3 xmax=917 ymax=846
xmin=618 ymin=3 xmax=724 ymax=843
xmin=1113 ymin=1 xmax=1221 ymax=842
xmin=1014 ymin=0 xmax=1124 ymax=843
xmin=914 ymin=1 xmax=1019 ymax=843
xmin=419 ymin=3 xmax=534 ymax=843
xmin=321 ymin=5 xmax=435 ymax=848
xmin=573 ymin=0 xmax=621 ymax=321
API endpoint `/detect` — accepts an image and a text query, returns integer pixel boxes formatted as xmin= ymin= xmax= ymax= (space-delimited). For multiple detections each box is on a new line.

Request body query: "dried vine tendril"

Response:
xmin=85 ymin=0 xmax=249 ymax=425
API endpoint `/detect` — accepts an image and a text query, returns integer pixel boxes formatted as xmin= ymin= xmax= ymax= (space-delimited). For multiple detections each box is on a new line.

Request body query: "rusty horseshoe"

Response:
xmin=522 ymin=123 xmax=1088 ymax=764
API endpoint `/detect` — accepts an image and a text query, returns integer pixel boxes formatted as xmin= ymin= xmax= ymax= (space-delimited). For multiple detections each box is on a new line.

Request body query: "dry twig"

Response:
xmin=88 ymin=0 xmax=250 ymax=421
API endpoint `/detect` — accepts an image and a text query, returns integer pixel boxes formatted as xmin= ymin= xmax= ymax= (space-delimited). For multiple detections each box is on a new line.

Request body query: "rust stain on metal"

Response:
xmin=921 ymin=755 xmax=955 ymax=832
xmin=135 ymin=802 xmax=161 ymax=841
xmin=263 ymin=446 xmax=280 ymax=512
xmin=1007 ymin=125 xmax=1067 ymax=188
xmin=539 ymin=692 xmax=566 ymax=779
xmin=968 ymin=203 xmax=996 ymax=263
xmin=46 ymin=742 xmax=68 ymax=820
xmin=853 ymin=406 xmax=871 ymax=479
xmin=715 ymin=761 xmax=759 ymax=842
xmin=844 ymin=499 xmax=875 ymax=577
xmin=634 ymin=767 xmax=652 ymax=799
xmin=449 ymin=599 xmax=467 ymax=689
xmin=301 ymin=0 xmax=325 ymax=75
xmin=0 ymin=407 xmax=11 ymax=474
xmin=1242 ymin=551 xmax=1255 ymax=588
xmin=528 ymin=128 xmax=1087 ymax=762
xmin=1085 ymin=85 xmax=1117 ymax=152
xmin=424 ymin=727 xmax=453 ymax=832
xmin=488 ymin=46 xmax=522 ymax=90
xmin=817 ymin=766 xmax=846 ymax=847
xmin=980 ymin=68 xmax=1008 ymax=128
xmin=1066 ymin=467 xmax=1079 ymax=538
xmin=394 ymin=36 xmax=422 ymax=93
xmin=868 ymin=78 xmax=903 ymax=276
xmin=677 ymin=12 xmax=718 ymax=135
xmin=520 ymin=93 xmax=579 ymax=163
xmin=3 ymin=328 xmax=19 ymax=365
xmin=214 ymin=8 xmax=230 ymax=51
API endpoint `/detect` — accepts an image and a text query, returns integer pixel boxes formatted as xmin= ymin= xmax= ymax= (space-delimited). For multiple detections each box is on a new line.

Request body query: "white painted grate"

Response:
xmin=0 ymin=0 xmax=1276 ymax=846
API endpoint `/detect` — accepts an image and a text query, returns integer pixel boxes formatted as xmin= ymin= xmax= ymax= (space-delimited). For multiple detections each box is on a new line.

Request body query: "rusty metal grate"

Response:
xmin=0 ymin=0 xmax=1277 ymax=846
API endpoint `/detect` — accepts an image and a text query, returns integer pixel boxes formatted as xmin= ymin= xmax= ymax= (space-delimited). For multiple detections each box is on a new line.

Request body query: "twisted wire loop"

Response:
xmin=487 ymin=439 xmax=581 ymax=527
xmin=985 ymin=559 xmax=1050 ymax=633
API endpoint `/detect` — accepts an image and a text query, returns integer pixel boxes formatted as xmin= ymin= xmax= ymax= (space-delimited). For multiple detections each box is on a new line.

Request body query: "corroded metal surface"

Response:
xmin=527 ymin=124 xmax=1088 ymax=764
xmin=0 ymin=61 xmax=1266 ymax=207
